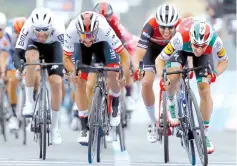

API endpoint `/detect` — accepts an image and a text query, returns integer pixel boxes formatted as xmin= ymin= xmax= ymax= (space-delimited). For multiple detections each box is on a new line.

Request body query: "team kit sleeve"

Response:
xmin=102 ymin=18 xmax=124 ymax=54
xmin=13 ymin=20 xmax=32 ymax=69
xmin=212 ymin=37 xmax=228 ymax=61
xmin=55 ymin=21 xmax=66 ymax=46
xmin=63 ymin=20 xmax=76 ymax=57
xmin=137 ymin=22 xmax=154 ymax=49
xmin=160 ymin=32 xmax=183 ymax=60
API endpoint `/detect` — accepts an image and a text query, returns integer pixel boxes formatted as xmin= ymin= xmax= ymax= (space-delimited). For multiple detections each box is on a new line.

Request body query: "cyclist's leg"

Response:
xmin=104 ymin=42 xmax=121 ymax=127
xmin=33 ymin=66 xmax=40 ymax=100
xmin=23 ymin=40 xmax=40 ymax=116
xmin=44 ymin=42 xmax=64 ymax=145
xmin=141 ymin=43 xmax=160 ymax=143
xmin=125 ymin=56 xmax=136 ymax=111
xmin=163 ymin=51 xmax=187 ymax=127
xmin=70 ymin=43 xmax=81 ymax=130
xmin=76 ymin=43 xmax=93 ymax=144
xmin=193 ymin=54 xmax=215 ymax=154
xmin=6 ymin=56 xmax=19 ymax=130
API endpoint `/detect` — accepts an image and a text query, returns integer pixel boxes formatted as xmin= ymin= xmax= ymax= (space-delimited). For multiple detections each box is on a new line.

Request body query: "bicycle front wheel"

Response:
xmin=162 ymin=91 xmax=169 ymax=163
xmin=88 ymin=87 xmax=101 ymax=163
xmin=188 ymin=90 xmax=208 ymax=166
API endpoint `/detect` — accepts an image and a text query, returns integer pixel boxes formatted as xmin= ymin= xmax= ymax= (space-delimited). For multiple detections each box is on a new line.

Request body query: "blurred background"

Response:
xmin=1 ymin=0 xmax=236 ymax=130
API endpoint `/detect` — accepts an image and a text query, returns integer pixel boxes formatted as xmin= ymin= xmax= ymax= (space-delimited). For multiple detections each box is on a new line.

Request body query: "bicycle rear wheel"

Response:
xmin=88 ymin=87 xmax=101 ymax=163
xmin=162 ymin=91 xmax=169 ymax=163
xmin=188 ymin=90 xmax=208 ymax=166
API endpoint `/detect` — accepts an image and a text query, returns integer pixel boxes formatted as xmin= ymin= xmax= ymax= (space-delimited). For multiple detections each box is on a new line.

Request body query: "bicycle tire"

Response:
xmin=176 ymin=90 xmax=196 ymax=165
xmin=21 ymin=87 xmax=27 ymax=145
xmin=88 ymin=87 xmax=101 ymax=163
xmin=0 ymin=88 xmax=6 ymax=142
xmin=96 ymin=89 xmax=106 ymax=163
xmin=39 ymin=124 xmax=42 ymax=159
xmin=117 ymin=123 xmax=126 ymax=151
xmin=22 ymin=117 xmax=27 ymax=145
xmin=188 ymin=90 xmax=208 ymax=166
xmin=162 ymin=91 xmax=169 ymax=163
xmin=41 ymin=87 xmax=47 ymax=160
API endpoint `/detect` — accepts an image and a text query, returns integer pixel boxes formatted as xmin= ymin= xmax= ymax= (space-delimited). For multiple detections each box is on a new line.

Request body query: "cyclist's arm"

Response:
xmin=213 ymin=37 xmax=228 ymax=76
xmin=0 ymin=51 xmax=8 ymax=75
xmin=13 ymin=22 xmax=31 ymax=69
xmin=134 ymin=22 xmax=154 ymax=70
xmin=103 ymin=18 xmax=130 ymax=73
xmin=156 ymin=33 xmax=183 ymax=77
xmin=0 ymin=36 xmax=11 ymax=75
xmin=63 ymin=22 xmax=76 ymax=73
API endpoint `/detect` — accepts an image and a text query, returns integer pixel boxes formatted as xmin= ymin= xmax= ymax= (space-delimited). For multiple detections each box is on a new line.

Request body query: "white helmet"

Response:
xmin=31 ymin=7 xmax=53 ymax=29
xmin=156 ymin=4 xmax=179 ymax=27
xmin=0 ymin=12 xmax=7 ymax=29
xmin=76 ymin=11 xmax=99 ymax=34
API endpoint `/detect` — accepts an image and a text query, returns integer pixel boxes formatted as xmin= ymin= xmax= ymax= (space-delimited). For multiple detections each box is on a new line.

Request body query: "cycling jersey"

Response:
xmin=63 ymin=12 xmax=124 ymax=56
xmin=138 ymin=16 xmax=182 ymax=49
xmin=15 ymin=17 xmax=65 ymax=50
xmin=0 ymin=26 xmax=18 ymax=52
xmin=160 ymin=17 xmax=228 ymax=62
xmin=13 ymin=16 xmax=65 ymax=69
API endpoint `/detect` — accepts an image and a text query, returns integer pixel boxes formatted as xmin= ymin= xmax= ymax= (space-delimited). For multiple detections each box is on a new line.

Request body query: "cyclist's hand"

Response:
xmin=117 ymin=73 xmax=126 ymax=87
xmin=207 ymin=70 xmax=217 ymax=83
xmin=71 ymin=71 xmax=80 ymax=84
xmin=159 ymin=78 xmax=170 ymax=91
xmin=16 ymin=69 xmax=25 ymax=80
xmin=133 ymin=69 xmax=144 ymax=81
xmin=189 ymin=71 xmax=194 ymax=79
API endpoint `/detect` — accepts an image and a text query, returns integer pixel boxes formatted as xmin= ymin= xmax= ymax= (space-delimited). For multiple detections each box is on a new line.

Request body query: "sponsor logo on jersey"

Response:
xmin=105 ymin=28 xmax=112 ymax=37
xmin=164 ymin=43 xmax=174 ymax=55
xmin=65 ymin=33 xmax=72 ymax=39
xmin=18 ymin=28 xmax=28 ymax=47
xmin=142 ymin=31 xmax=151 ymax=38
xmin=217 ymin=47 xmax=226 ymax=57
xmin=57 ymin=34 xmax=64 ymax=44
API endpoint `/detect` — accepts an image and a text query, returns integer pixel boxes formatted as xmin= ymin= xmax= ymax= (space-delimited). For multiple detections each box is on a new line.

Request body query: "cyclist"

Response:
xmin=156 ymin=17 xmax=228 ymax=154
xmin=0 ymin=12 xmax=8 ymax=78
xmin=63 ymin=11 xmax=130 ymax=145
xmin=93 ymin=2 xmax=136 ymax=111
xmin=13 ymin=7 xmax=65 ymax=145
xmin=0 ymin=17 xmax=27 ymax=131
xmin=133 ymin=4 xmax=181 ymax=143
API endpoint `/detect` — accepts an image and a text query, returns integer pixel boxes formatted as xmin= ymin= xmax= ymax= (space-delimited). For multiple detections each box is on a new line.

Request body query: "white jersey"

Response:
xmin=0 ymin=27 xmax=18 ymax=52
xmin=63 ymin=12 xmax=124 ymax=56
xmin=15 ymin=16 xmax=65 ymax=50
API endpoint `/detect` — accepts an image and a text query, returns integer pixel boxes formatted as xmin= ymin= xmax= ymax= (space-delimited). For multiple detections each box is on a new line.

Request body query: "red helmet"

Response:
xmin=93 ymin=2 xmax=113 ymax=19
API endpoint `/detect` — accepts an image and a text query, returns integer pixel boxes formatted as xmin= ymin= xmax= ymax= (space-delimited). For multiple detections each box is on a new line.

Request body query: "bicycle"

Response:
xmin=0 ymin=77 xmax=7 ymax=142
xmin=137 ymin=61 xmax=173 ymax=163
xmin=17 ymin=78 xmax=27 ymax=145
xmin=20 ymin=59 xmax=63 ymax=160
xmin=76 ymin=61 xmax=123 ymax=163
xmin=162 ymin=65 xmax=211 ymax=166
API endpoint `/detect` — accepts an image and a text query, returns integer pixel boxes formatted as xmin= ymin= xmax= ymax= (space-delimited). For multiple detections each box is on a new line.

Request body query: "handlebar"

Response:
xmin=75 ymin=60 xmax=124 ymax=79
xmin=19 ymin=59 xmax=63 ymax=73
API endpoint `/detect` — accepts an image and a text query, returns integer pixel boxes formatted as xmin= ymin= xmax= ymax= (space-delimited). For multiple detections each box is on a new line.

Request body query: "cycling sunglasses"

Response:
xmin=159 ymin=25 xmax=175 ymax=30
xmin=192 ymin=43 xmax=208 ymax=48
xmin=80 ymin=30 xmax=97 ymax=40
xmin=34 ymin=27 xmax=50 ymax=32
